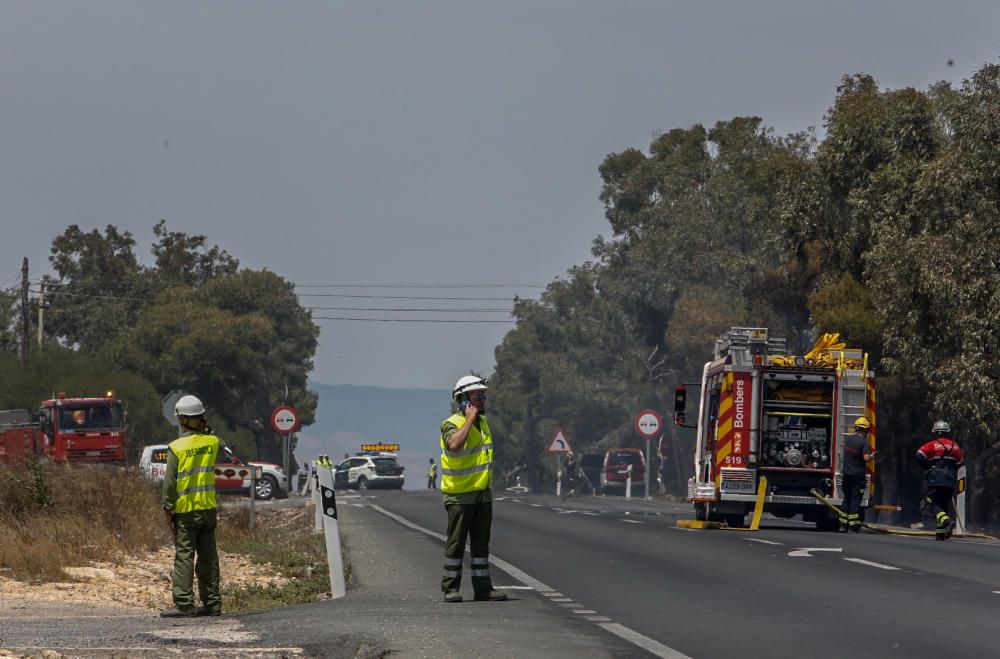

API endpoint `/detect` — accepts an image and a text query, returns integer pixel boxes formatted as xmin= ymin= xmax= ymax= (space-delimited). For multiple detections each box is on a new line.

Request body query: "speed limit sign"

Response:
xmin=271 ymin=406 xmax=299 ymax=434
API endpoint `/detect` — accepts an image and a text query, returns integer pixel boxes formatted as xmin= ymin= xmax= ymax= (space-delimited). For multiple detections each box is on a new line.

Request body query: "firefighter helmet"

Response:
xmin=854 ymin=417 xmax=871 ymax=431
xmin=452 ymin=375 xmax=488 ymax=400
xmin=932 ymin=420 xmax=950 ymax=434
xmin=174 ymin=395 xmax=206 ymax=417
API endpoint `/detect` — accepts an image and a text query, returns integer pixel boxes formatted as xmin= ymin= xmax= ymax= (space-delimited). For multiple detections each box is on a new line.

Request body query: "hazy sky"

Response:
xmin=2 ymin=1 xmax=998 ymax=389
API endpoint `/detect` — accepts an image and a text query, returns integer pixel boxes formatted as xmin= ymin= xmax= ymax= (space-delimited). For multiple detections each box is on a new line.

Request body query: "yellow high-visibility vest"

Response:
xmin=440 ymin=414 xmax=492 ymax=493
xmin=169 ymin=433 xmax=220 ymax=513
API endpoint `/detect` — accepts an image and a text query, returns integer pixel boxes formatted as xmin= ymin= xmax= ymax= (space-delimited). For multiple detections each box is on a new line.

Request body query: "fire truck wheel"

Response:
xmin=725 ymin=514 xmax=745 ymax=529
xmin=694 ymin=502 xmax=708 ymax=521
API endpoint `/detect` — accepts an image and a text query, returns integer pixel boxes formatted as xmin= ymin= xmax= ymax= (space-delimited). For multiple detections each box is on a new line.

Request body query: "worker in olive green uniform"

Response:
xmin=160 ymin=394 xmax=223 ymax=618
xmin=440 ymin=375 xmax=507 ymax=603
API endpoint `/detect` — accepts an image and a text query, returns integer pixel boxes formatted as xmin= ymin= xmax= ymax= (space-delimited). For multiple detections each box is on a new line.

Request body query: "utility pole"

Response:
xmin=20 ymin=257 xmax=29 ymax=367
xmin=37 ymin=282 xmax=45 ymax=347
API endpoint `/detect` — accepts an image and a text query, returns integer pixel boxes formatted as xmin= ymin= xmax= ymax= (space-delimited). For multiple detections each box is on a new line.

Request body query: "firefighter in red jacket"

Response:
xmin=915 ymin=420 xmax=964 ymax=540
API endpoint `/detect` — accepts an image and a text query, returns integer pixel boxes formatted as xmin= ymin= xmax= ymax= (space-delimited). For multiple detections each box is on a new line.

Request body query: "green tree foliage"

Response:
xmin=44 ymin=225 xmax=149 ymax=352
xmin=113 ymin=270 xmax=319 ymax=462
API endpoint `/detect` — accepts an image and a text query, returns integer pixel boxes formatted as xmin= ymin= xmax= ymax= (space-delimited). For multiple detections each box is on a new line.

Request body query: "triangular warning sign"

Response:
xmin=546 ymin=428 xmax=572 ymax=453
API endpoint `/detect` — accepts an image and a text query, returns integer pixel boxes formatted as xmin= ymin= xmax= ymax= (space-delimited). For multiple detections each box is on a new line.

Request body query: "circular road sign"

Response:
xmin=635 ymin=409 xmax=663 ymax=438
xmin=271 ymin=406 xmax=299 ymax=434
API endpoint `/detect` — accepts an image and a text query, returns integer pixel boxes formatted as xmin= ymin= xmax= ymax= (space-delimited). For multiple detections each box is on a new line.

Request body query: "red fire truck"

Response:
xmin=674 ymin=328 xmax=875 ymax=531
xmin=0 ymin=392 xmax=127 ymax=463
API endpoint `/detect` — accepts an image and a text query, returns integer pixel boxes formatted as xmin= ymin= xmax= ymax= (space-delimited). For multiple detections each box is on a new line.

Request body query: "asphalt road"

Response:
xmin=359 ymin=488 xmax=1000 ymax=658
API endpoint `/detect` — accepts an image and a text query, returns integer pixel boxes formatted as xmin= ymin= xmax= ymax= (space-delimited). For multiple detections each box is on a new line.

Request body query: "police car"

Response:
xmin=334 ymin=452 xmax=405 ymax=490
xmin=139 ymin=444 xmax=289 ymax=500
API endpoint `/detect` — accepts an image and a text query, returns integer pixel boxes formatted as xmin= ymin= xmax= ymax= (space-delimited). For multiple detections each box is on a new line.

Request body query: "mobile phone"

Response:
xmin=459 ymin=400 xmax=471 ymax=413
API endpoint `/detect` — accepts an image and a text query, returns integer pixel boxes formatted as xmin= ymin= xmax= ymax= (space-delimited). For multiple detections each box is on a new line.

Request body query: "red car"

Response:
xmin=600 ymin=448 xmax=646 ymax=496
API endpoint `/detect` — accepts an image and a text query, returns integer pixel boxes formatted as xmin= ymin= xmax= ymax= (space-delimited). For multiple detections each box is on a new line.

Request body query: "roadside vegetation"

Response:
xmin=0 ymin=462 xmax=340 ymax=613
xmin=0 ymin=462 xmax=163 ymax=580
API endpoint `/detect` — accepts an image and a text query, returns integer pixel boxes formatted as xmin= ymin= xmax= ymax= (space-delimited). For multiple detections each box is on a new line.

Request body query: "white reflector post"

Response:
xmin=316 ymin=465 xmax=346 ymax=599
xmin=313 ymin=468 xmax=322 ymax=532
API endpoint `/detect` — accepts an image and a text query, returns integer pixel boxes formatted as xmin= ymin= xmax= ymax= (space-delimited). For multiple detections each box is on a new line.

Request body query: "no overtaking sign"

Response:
xmin=271 ymin=406 xmax=299 ymax=434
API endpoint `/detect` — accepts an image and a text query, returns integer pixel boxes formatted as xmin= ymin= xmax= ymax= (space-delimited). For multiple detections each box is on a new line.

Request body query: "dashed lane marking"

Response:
xmin=586 ymin=616 xmax=612 ymax=622
xmin=561 ymin=603 xmax=584 ymax=608
xmin=551 ymin=597 xmax=573 ymax=602
xmin=744 ymin=538 xmax=783 ymax=545
xmin=621 ymin=519 xmax=643 ymax=524
xmin=573 ymin=610 xmax=598 ymax=615
xmin=495 ymin=585 xmax=534 ymax=590
xmin=530 ymin=504 xmax=543 ymax=508
xmin=541 ymin=592 xmax=564 ymax=597
xmin=843 ymin=557 xmax=900 ymax=571
xmin=368 ymin=504 xmax=689 ymax=659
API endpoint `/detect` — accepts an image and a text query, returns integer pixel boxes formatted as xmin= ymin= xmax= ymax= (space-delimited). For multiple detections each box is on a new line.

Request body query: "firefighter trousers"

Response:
xmin=442 ymin=500 xmax=494 ymax=595
xmin=171 ymin=508 xmax=222 ymax=612
xmin=924 ymin=486 xmax=955 ymax=534
xmin=840 ymin=474 xmax=865 ymax=531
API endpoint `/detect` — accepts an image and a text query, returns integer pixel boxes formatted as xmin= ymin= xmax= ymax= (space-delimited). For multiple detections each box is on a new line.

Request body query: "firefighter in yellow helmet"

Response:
xmin=160 ymin=395 xmax=223 ymax=617
xmin=439 ymin=375 xmax=506 ymax=603
xmin=839 ymin=417 xmax=876 ymax=533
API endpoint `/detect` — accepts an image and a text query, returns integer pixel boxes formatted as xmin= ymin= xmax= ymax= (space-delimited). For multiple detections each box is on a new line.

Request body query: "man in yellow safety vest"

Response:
xmin=160 ymin=394 xmax=223 ymax=618
xmin=440 ymin=375 xmax=507 ymax=603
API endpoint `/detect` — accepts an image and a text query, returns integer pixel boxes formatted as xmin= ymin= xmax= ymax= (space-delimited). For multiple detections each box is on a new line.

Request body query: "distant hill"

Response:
xmin=294 ymin=382 xmax=451 ymax=490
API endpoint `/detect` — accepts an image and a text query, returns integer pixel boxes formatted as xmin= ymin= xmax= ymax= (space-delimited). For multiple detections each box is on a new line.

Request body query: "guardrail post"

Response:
xmin=316 ymin=465 xmax=346 ymax=598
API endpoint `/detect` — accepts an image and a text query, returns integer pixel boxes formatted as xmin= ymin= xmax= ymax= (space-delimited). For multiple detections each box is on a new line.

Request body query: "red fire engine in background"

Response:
xmin=674 ymin=328 xmax=876 ymax=531
xmin=0 ymin=392 xmax=127 ymax=463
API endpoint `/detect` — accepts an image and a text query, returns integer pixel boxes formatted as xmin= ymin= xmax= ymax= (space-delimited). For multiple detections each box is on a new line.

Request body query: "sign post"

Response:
xmin=271 ymin=406 xmax=300 ymax=482
xmin=546 ymin=427 xmax=572 ymax=497
xmin=635 ymin=410 xmax=663 ymax=501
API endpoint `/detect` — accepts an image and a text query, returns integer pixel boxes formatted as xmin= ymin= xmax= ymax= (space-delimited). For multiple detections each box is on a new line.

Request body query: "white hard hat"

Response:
xmin=453 ymin=375 xmax=488 ymax=400
xmin=932 ymin=420 xmax=950 ymax=434
xmin=174 ymin=395 xmax=206 ymax=417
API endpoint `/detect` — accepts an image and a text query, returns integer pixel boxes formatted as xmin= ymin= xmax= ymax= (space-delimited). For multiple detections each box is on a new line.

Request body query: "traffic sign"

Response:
xmin=635 ymin=409 xmax=663 ymax=438
xmin=162 ymin=390 xmax=185 ymax=426
xmin=271 ymin=405 xmax=299 ymax=434
xmin=546 ymin=427 xmax=572 ymax=453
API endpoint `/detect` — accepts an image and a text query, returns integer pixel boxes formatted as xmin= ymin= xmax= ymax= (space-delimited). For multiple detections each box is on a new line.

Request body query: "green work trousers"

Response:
xmin=171 ymin=508 xmax=221 ymax=612
xmin=442 ymin=500 xmax=494 ymax=595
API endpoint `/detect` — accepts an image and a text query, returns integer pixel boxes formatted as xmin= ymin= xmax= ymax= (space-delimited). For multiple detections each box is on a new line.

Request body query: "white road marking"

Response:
xmin=744 ymin=538 xmax=783 ymax=546
xmin=368 ymin=504 xmax=690 ymax=659
xmin=573 ymin=609 xmax=598 ymax=614
xmin=15 ymin=649 xmax=304 ymax=656
xmin=530 ymin=503 xmax=543 ymax=508
xmin=621 ymin=519 xmax=643 ymax=524
xmin=991 ymin=591 xmax=1000 ymax=595
xmin=843 ymin=558 xmax=900 ymax=571
xmin=788 ymin=547 xmax=843 ymax=557
xmin=541 ymin=592 xmax=564 ymax=597
xmin=561 ymin=603 xmax=584 ymax=608
xmin=583 ymin=511 xmax=600 ymax=516
xmin=494 ymin=585 xmax=534 ymax=590
xmin=598 ymin=623 xmax=693 ymax=659
xmin=551 ymin=597 xmax=573 ymax=602
xmin=586 ymin=616 xmax=612 ymax=622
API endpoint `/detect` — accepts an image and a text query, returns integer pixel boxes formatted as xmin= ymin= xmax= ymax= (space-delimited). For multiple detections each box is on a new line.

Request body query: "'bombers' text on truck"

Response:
xmin=674 ymin=328 xmax=875 ymax=531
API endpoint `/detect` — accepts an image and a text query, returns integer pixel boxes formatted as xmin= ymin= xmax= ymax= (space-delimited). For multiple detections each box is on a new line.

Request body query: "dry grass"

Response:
xmin=0 ymin=462 xmax=166 ymax=580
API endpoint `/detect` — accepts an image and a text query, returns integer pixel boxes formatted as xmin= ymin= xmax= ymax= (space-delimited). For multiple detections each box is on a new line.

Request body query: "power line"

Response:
xmin=312 ymin=316 xmax=515 ymax=323
xmin=295 ymin=283 xmax=544 ymax=289
xmin=305 ymin=306 xmax=512 ymax=313
xmin=298 ymin=293 xmax=523 ymax=301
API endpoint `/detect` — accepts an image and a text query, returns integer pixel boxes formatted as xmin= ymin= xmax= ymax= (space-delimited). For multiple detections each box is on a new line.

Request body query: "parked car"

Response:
xmin=139 ymin=443 xmax=288 ymax=500
xmin=334 ymin=452 xmax=405 ymax=490
xmin=600 ymin=447 xmax=646 ymax=496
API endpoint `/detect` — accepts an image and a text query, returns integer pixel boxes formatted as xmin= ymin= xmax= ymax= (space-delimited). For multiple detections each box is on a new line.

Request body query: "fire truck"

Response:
xmin=0 ymin=392 xmax=127 ymax=463
xmin=674 ymin=328 xmax=875 ymax=531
